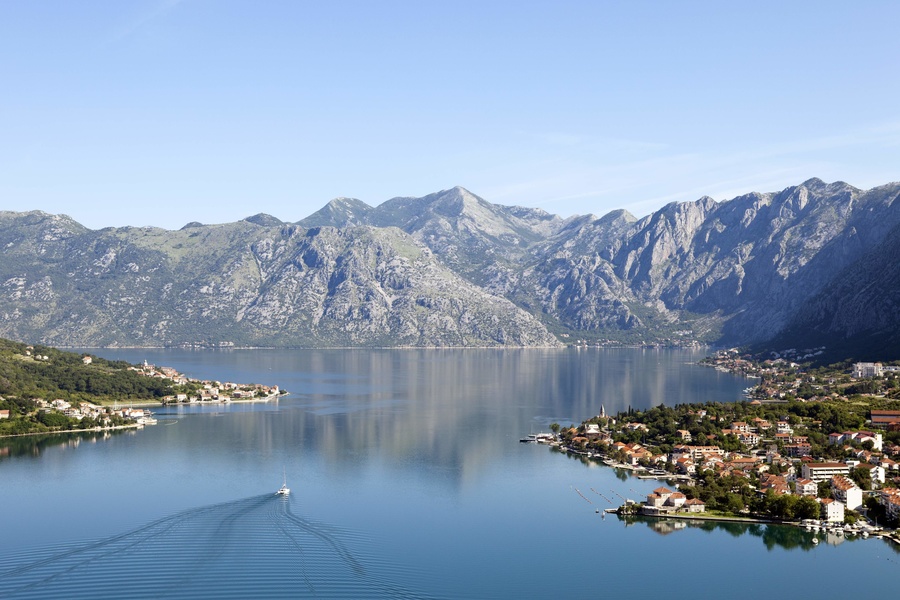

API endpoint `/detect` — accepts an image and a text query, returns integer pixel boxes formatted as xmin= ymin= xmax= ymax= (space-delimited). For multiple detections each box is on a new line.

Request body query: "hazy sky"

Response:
xmin=2 ymin=1 xmax=899 ymax=230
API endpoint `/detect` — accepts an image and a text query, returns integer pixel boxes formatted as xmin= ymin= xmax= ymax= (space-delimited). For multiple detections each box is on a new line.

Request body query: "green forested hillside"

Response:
xmin=0 ymin=338 xmax=172 ymax=402
xmin=0 ymin=338 xmax=173 ymax=435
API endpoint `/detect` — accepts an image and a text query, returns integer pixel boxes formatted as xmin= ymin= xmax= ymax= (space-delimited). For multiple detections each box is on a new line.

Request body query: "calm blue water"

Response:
xmin=1 ymin=348 xmax=896 ymax=598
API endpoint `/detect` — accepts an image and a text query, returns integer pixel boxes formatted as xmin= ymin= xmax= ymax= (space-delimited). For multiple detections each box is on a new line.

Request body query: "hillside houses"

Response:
xmin=551 ymin=351 xmax=900 ymax=527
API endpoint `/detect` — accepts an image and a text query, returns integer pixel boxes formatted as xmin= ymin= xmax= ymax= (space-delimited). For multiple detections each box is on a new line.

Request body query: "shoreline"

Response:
xmin=0 ymin=394 xmax=284 ymax=439
xmin=0 ymin=422 xmax=143 ymax=439
xmin=626 ymin=510 xmax=896 ymax=543
xmin=115 ymin=391 xmax=285 ymax=408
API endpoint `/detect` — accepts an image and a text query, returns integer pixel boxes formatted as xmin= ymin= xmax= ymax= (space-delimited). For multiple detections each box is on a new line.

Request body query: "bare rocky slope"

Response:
xmin=2 ymin=178 xmax=899 ymax=354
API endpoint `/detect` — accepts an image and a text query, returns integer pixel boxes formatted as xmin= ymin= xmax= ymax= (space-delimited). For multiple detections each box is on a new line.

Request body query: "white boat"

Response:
xmin=276 ymin=470 xmax=290 ymax=496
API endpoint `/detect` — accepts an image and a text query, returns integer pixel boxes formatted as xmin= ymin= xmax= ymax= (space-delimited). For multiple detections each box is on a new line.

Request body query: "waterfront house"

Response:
xmin=645 ymin=487 xmax=674 ymax=508
xmin=819 ymin=498 xmax=845 ymax=523
xmin=643 ymin=487 xmax=693 ymax=515
xmin=684 ymin=498 xmax=705 ymax=513
xmin=667 ymin=492 xmax=686 ymax=508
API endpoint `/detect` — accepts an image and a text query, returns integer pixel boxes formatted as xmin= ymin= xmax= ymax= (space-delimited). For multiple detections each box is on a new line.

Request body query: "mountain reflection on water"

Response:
xmin=16 ymin=349 xmax=892 ymax=598
xmin=96 ymin=347 xmax=749 ymax=481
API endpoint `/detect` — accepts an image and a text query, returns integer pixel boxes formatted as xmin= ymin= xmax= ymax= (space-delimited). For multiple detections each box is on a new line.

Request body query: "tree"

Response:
xmin=851 ymin=467 xmax=873 ymax=491
xmin=796 ymin=496 xmax=819 ymax=520
xmin=726 ymin=493 xmax=745 ymax=514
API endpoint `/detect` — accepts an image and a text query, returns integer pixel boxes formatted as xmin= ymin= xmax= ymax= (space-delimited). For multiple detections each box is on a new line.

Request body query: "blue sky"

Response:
xmin=2 ymin=1 xmax=899 ymax=230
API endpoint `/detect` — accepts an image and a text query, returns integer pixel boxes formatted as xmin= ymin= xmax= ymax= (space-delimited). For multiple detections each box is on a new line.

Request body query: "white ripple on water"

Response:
xmin=0 ymin=494 xmax=440 ymax=599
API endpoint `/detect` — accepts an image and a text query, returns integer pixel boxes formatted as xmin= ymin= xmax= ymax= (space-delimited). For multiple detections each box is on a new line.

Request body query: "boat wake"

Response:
xmin=0 ymin=494 xmax=438 ymax=599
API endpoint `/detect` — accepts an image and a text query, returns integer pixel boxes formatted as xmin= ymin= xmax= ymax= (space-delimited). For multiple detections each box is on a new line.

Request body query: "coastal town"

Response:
xmin=0 ymin=344 xmax=283 ymax=438
xmin=528 ymin=352 xmax=900 ymax=542
xmin=133 ymin=359 xmax=282 ymax=405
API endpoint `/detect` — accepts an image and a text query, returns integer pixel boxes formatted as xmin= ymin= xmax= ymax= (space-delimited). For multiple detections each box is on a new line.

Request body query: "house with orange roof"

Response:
xmin=675 ymin=457 xmax=696 ymax=475
xmin=784 ymin=443 xmax=812 ymax=457
xmin=855 ymin=462 xmax=885 ymax=485
xmin=831 ymin=475 xmax=863 ymax=511
xmin=684 ymin=498 xmax=706 ymax=513
xmin=795 ymin=478 xmax=817 ymax=496
xmin=642 ymin=487 xmax=694 ymax=515
xmin=801 ymin=462 xmax=850 ymax=482
xmin=879 ymin=489 xmax=900 ymax=521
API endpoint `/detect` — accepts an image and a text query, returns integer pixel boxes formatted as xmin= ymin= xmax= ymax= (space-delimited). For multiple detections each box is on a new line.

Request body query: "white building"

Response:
xmin=853 ymin=362 xmax=883 ymax=378
xmin=794 ymin=478 xmax=818 ymax=497
xmin=802 ymin=462 xmax=850 ymax=482
xmin=831 ymin=475 xmax=863 ymax=511
xmin=819 ymin=498 xmax=845 ymax=523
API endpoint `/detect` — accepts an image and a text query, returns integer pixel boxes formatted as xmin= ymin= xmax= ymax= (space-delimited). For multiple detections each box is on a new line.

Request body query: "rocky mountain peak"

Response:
xmin=4 ymin=179 xmax=900 ymax=356
xmin=297 ymin=197 xmax=372 ymax=229
xmin=243 ymin=213 xmax=284 ymax=227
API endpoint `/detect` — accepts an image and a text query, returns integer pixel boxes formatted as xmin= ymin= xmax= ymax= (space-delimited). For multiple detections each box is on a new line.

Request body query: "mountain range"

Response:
xmin=1 ymin=178 xmax=898 ymax=360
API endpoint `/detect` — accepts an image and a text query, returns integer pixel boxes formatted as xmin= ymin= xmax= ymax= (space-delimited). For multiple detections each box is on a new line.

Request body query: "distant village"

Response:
xmin=528 ymin=353 xmax=900 ymax=539
xmin=0 ymin=347 xmax=282 ymax=435
xmin=132 ymin=360 xmax=281 ymax=405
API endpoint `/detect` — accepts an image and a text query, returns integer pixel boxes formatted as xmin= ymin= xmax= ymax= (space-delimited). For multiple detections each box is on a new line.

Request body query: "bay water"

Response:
xmin=1 ymin=348 xmax=896 ymax=598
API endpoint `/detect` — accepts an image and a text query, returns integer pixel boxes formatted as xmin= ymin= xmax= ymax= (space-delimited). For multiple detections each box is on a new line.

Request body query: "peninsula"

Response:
xmin=0 ymin=338 xmax=283 ymax=438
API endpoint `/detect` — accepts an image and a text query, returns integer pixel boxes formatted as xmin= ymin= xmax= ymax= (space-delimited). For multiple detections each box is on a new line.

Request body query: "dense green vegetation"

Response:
xmin=0 ymin=338 xmax=173 ymax=403
xmin=0 ymin=337 xmax=173 ymax=436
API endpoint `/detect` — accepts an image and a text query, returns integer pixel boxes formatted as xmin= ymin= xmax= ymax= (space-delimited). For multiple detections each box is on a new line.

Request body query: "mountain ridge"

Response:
xmin=2 ymin=179 xmax=899 ymax=357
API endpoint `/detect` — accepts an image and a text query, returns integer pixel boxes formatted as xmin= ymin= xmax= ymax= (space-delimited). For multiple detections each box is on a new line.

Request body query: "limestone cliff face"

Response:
xmin=2 ymin=178 xmax=899 ymax=352
xmin=508 ymin=178 xmax=900 ymax=345
xmin=0 ymin=213 xmax=559 ymax=347
xmin=766 ymin=206 xmax=900 ymax=360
